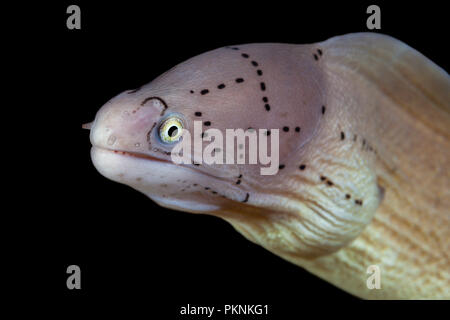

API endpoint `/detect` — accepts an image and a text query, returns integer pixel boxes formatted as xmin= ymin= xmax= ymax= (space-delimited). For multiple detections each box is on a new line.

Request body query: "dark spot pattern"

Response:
xmin=200 ymin=89 xmax=209 ymax=95
xmin=322 ymin=105 xmax=326 ymax=114
xmin=313 ymin=48 xmax=323 ymax=61
xmin=195 ymin=112 xmax=202 ymax=117
xmin=317 ymin=172 xmax=365 ymax=208
xmin=299 ymin=164 xmax=306 ymax=170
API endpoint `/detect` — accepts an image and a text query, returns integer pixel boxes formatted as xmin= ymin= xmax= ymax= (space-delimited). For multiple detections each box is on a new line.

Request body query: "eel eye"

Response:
xmin=159 ymin=117 xmax=184 ymax=143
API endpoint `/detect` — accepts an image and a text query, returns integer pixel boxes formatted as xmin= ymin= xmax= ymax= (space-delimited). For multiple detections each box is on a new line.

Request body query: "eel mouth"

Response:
xmin=92 ymin=146 xmax=240 ymax=184
xmin=92 ymin=146 xmax=172 ymax=164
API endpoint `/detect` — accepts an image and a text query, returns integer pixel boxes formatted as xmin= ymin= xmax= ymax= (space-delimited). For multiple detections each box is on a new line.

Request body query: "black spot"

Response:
xmin=260 ymin=82 xmax=266 ymax=91
xmin=327 ymin=180 xmax=334 ymax=186
xmin=200 ymin=89 xmax=209 ymax=95
xmin=341 ymin=131 xmax=345 ymax=140
xmin=236 ymin=180 xmax=241 ymax=185
xmin=266 ymin=130 xmax=271 ymax=136
xmin=193 ymin=163 xmax=200 ymax=166
xmin=195 ymin=112 xmax=202 ymax=117
xmin=212 ymin=191 xmax=217 ymax=194
xmin=235 ymin=78 xmax=244 ymax=83
xmin=279 ymin=164 xmax=285 ymax=169
xmin=314 ymin=54 xmax=318 ymax=61
xmin=322 ymin=105 xmax=326 ymax=114
xmin=355 ymin=199 xmax=363 ymax=206
xmin=262 ymin=97 xmax=268 ymax=103
xmin=241 ymin=53 xmax=249 ymax=58
xmin=283 ymin=126 xmax=289 ymax=132
xmin=345 ymin=194 xmax=351 ymax=199
xmin=320 ymin=176 xmax=326 ymax=181
xmin=242 ymin=193 xmax=250 ymax=203
xmin=217 ymin=83 xmax=226 ymax=89
xmin=190 ymin=90 xmax=194 ymax=94
xmin=265 ymin=104 xmax=270 ymax=111
xmin=193 ymin=183 xmax=198 ymax=186
xmin=299 ymin=164 xmax=306 ymax=170
xmin=257 ymin=70 xmax=263 ymax=76
xmin=238 ymin=174 xmax=242 ymax=178
xmin=295 ymin=127 xmax=301 ymax=132
xmin=201 ymin=132 xmax=205 ymax=138
xmin=204 ymin=121 xmax=211 ymax=126
xmin=317 ymin=49 xmax=322 ymax=56
xmin=251 ymin=61 xmax=258 ymax=66
xmin=205 ymin=187 xmax=210 ymax=190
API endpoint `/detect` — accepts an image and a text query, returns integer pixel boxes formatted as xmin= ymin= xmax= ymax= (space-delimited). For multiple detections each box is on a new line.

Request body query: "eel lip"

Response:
xmin=93 ymin=146 xmax=172 ymax=164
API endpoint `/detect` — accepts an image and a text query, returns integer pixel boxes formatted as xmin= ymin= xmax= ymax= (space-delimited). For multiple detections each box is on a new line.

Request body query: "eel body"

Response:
xmin=86 ymin=33 xmax=450 ymax=299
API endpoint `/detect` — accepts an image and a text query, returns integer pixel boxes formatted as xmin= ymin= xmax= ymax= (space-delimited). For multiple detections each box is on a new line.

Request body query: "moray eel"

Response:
xmin=85 ymin=33 xmax=450 ymax=299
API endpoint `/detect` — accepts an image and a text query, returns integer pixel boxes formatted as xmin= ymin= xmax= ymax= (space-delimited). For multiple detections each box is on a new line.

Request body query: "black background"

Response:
xmin=12 ymin=0 xmax=448 ymax=317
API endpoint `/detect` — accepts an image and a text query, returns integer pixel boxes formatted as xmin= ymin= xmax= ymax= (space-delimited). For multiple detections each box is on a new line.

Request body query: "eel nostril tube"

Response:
xmin=82 ymin=122 xmax=93 ymax=130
